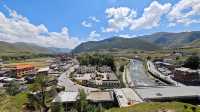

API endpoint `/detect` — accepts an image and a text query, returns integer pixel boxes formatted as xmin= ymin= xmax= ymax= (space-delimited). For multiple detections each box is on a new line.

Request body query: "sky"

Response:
xmin=0 ymin=0 xmax=199 ymax=49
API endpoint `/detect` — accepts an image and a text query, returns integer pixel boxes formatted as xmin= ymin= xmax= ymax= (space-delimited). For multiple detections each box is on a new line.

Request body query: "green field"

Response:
xmin=3 ymin=57 xmax=52 ymax=69
xmin=106 ymin=102 xmax=199 ymax=112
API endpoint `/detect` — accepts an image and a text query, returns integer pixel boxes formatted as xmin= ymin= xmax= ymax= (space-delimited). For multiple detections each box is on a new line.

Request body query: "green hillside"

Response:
xmin=140 ymin=31 xmax=200 ymax=48
xmin=72 ymin=37 xmax=160 ymax=53
xmin=0 ymin=41 xmax=70 ymax=56
xmin=189 ymin=39 xmax=200 ymax=48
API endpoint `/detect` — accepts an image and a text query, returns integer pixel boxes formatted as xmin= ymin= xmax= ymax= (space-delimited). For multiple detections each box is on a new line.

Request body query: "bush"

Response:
xmin=183 ymin=55 xmax=200 ymax=69
xmin=6 ymin=81 xmax=20 ymax=96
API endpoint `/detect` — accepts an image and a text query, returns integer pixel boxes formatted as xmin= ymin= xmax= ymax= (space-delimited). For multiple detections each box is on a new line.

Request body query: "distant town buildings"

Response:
xmin=74 ymin=65 xmax=120 ymax=88
xmin=172 ymin=67 xmax=200 ymax=84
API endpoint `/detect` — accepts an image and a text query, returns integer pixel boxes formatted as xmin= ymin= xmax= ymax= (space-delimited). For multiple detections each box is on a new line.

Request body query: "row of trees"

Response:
xmin=77 ymin=53 xmax=116 ymax=71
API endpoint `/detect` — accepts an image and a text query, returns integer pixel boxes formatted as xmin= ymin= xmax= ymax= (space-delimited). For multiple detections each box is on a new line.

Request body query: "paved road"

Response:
xmin=58 ymin=65 xmax=99 ymax=93
xmin=129 ymin=59 xmax=157 ymax=87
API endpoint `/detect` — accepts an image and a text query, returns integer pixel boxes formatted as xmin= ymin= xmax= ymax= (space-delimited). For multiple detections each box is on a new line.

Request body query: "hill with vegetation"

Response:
xmin=140 ymin=31 xmax=200 ymax=48
xmin=73 ymin=31 xmax=200 ymax=53
xmin=0 ymin=41 xmax=70 ymax=56
xmin=187 ymin=39 xmax=200 ymax=48
xmin=72 ymin=37 xmax=160 ymax=53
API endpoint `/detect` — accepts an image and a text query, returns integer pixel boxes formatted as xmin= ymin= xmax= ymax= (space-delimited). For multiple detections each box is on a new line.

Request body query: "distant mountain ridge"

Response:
xmin=72 ymin=37 xmax=160 ymax=53
xmin=73 ymin=31 xmax=200 ymax=53
xmin=139 ymin=31 xmax=200 ymax=48
xmin=0 ymin=41 xmax=70 ymax=55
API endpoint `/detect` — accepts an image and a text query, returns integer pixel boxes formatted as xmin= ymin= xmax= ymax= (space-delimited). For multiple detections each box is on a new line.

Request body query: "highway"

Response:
xmin=129 ymin=59 xmax=158 ymax=87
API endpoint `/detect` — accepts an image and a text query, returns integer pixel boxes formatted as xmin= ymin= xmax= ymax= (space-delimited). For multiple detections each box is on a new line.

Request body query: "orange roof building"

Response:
xmin=10 ymin=64 xmax=35 ymax=78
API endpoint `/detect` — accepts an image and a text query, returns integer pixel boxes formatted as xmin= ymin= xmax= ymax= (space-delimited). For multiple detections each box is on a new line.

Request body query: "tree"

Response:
xmin=183 ymin=55 xmax=200 ymax=69
xmin=51 ymin=102 xmax=64 ymax=112
xmin=77 ymin=89 xmax=88 ymax=112
xmin=6 ymin=81 xmax=20 ymax=96
xmin=86 ymin=104 xmax=96 ymax=112
xmin=147 ymin=56 xmax=151 ymax=60
xmin=119 ymin=65 xmax=124 ymax=72
xmin=28 ymin=74 xmax=50 ymax=112
xmin=96 ymin=103 xmax=105 ymax=112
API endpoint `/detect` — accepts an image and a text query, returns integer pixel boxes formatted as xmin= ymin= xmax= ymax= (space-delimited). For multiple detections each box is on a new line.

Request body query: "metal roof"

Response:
xmin=136 ymin=86 xmax=200 ymax=100
xmin=52 ymin=91 xmax=79 ymax=103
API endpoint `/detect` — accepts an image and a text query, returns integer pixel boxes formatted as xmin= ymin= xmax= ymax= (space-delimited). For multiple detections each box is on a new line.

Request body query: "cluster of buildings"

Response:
xmin=154 ymin=60 xmax=200 ymax=86
xmin=53 ymin=88 xmax=143 ymax=111
xmin=0 ymin=55 xmax=75 ymax=88
xmin=173 ymin=67 xmax=200 ymax=85
xmin=74 ymin=66 xmax=120 ymax=88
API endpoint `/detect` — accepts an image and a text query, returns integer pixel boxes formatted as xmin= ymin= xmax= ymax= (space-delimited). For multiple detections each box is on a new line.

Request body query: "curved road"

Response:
xmin=58 ymin=65 xmax=99 ymax=93
xmin=129 ymin=59 xmax=157 ymax=87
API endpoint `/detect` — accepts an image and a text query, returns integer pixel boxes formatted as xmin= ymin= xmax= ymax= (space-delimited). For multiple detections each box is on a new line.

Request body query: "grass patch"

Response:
xmin=4 ymin=57 xmax=52 ymax=68
xmin=0 ymin=92 xmax=28 ymax=112
xmin=106 ymin=102 xmax=199 ymax=112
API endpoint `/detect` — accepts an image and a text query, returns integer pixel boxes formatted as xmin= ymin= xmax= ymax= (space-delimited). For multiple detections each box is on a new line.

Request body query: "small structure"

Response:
xmin=97 ymin=66 xmax=112 ymax=73
xmin=37 ymin=67 xmax=49 ymax=75
xmin=114 ymin=88 xmax=143 ymax=107
xmin=0 ymin=59 xmax=3 ymax=65
xmin=76 ymin=66 xmax=96 ymax=74
xmin=0 ymin=69 xmax=11 ymax=77
xmin=87 ymin=91 xmax=114 ymax=106
xmin=172 ymin=67 xmax=199 ymax=85
xmin=53 ymin=91 xmax=79 ymax=111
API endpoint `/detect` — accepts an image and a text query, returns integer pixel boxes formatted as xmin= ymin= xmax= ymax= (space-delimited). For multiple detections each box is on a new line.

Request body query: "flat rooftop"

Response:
xmin=87 ymin=91 xmax=114 ymax=102
xmin=38 ymin=67 xmax=49 ymax=72
xmin=114 ymin=88 xmax=143 ymax=107
xmin=53 ymin=91 xmax=79 ymax=103
xmin=136 ymin=86 xmax=200 ymax=100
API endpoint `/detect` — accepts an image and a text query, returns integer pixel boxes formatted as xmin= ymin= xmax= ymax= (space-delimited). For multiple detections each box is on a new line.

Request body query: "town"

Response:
xmin=0 ymin=49 xmax=199 ymax=112
xmin=0 ymin=0 xmax=200 ymax=112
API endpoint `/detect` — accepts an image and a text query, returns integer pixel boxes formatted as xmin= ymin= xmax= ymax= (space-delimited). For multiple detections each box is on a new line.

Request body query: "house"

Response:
xmin=0 ymin=59 xmax=3 ymax=65
xmin=37 ymin=67 xmax=49 ymax=75
xmin=52 ymin=91 xmax=79 ymax=111
xmin=87 ymin=91 xmax=115 ymax=107
xmin=9 ymin=64 xmax=36 ymax=78
xmin=97 ymin=66 xmax=112 ymax=73
xmin=76 ymin=66 xmax=96 ymax=74
xmin=172 ymin=67 xmax=200 ymax=85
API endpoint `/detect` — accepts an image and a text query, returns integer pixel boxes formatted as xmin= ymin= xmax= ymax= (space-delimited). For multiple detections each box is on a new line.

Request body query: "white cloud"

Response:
xmin=104 ymin=1 xmax=171 ymax=32
xmin=88 ymin=31 xmax=101 ymax=41
xmin=81 ymin=21 xmax=92 ymax=28
xmin=130 ymin=1 xmax=171 ymax=30
xmin=168 ymin=0 xmax=200 ymax=25
xmin=0 ymin=7 xmax=80 ymax=49
xmin=81 ymin=16 xmax=100 ymax=28
xmin=104 ymin=7 xmax=137 ymax=32
xmin=89 ymin=16 xmax=100 ymax=22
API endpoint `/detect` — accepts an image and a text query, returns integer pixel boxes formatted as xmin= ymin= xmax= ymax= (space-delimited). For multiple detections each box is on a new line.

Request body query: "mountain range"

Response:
xmin=0 ymin=41 xmax=70 ymax=56
xmin=73 ymin=31 xmax=200 ymax=53
xmin=0 ymin=31 xmax=199 ymax=55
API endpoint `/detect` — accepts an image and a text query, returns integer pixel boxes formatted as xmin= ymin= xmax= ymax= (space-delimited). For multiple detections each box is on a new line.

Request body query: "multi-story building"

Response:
xmin=10 ymin=64 xmax=36 ymax=78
